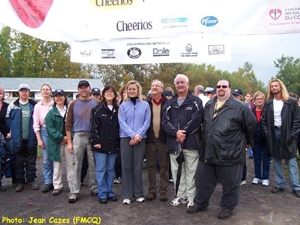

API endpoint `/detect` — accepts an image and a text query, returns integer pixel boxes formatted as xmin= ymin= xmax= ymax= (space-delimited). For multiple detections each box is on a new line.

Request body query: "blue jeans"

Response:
xmin=253 ymin=142 xmax=271 ymax=179
xmin=248 ymin=145 xmax=253 ymax=157
xmin=94 ymin=152 xmax=117 ymax=199
xmin=273 ymin=129 xmax=300 ymax=190
xmin=40 ymin=127 xmax=53 ymax=184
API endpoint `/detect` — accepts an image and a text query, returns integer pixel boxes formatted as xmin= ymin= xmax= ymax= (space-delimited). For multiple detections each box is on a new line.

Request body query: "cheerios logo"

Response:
xmin=90 ymin=0 xmax=138 ymax=10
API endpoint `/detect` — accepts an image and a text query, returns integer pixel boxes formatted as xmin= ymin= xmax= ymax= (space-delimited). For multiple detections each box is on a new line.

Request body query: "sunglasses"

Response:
xmin=216 ymin=85 xmax=228 ymax=89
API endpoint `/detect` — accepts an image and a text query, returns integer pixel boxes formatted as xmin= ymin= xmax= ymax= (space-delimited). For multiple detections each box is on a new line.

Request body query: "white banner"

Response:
xmin=71 ymin=35 xmax=231 ymax=64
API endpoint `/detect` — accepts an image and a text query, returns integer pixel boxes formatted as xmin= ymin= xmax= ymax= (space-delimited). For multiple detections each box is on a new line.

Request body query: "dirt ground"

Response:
xmin=1 ymin=156 xmax=300 ymax=225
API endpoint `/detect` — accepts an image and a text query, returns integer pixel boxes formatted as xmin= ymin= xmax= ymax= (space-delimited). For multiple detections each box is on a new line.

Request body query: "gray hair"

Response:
xmin=174 ymin=74 xmax=189 ymax=84
xmin=194 ymin=85 xmax=204 ymax=94
xmin=151 ymin=79 xmax=164 ymax=89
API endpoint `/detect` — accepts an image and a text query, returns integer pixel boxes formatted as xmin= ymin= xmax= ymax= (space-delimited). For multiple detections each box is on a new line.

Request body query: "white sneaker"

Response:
xmin=252 ymin=178 xmax=261 ymax=185
xmin=262 ymin=179 xmax=269 ymax=186
xmin=123 ymin=199 xmax=131 ymax=205
xmin=136 ymin=197 xmax=145 ymax=203
xmin=241 ymin=180 xmax=246 ymax=186
xmin=187 ymin=201 xmax=194 ymax=209
xmin=170 ymin=197 xmax=188 ymax=206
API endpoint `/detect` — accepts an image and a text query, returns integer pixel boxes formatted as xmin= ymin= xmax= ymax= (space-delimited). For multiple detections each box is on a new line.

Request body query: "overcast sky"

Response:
xmin=209 ymin=33 xmax=300 ymax=86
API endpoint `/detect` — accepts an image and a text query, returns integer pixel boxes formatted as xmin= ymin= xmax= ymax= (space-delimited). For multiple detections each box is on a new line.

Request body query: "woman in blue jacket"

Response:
xmin=90 ymin=85 xmax=120 ymax=204
xmin=118 ymin=80 xmax=151 ymax=205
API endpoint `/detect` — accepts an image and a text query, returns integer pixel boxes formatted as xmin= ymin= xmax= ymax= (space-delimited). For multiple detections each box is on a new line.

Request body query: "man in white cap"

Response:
xmin=6 ymin=84 xmax=39 ymax=192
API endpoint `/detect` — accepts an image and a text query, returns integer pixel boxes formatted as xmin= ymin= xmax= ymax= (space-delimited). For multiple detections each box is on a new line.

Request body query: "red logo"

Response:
xmin=269 ymin=9 xmax=282 ymax=21
xmin=9 ymin=0 xmax=54 ymax=28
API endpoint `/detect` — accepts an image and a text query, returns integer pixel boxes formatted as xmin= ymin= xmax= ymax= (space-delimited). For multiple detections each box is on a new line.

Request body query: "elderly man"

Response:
xmin=145 ymin=79 xmax=169 ymax=202
xmin=187 ymin=79 xmax=256 ymax=219
xmin=162 ymin=74 xmax=203 ymax=209
xmin=262 ymin=79 xmax=300 ymax=197
xmin=194 ymin=85 xmax=210 ymax=107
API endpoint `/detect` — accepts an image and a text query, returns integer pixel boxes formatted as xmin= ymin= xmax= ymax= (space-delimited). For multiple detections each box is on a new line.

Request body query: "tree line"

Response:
xmin=1 ymin=26 xmax=299 ymax=95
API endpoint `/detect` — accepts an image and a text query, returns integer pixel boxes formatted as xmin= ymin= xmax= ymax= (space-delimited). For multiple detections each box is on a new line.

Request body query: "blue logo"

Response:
xmin=161 ymin=17 xmax=188 ymax=24
xmin=201 ymin=16 xmax=218 ymax=27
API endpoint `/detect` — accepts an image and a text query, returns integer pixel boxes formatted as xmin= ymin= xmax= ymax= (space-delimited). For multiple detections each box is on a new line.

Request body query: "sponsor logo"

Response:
xmin=201 ymin=16 xmax=219 ymax=27
xmin=153 ymin=48 xmax=170 ymax=57
xmin=161 ymin=17 xmax=188 ymax=24
xmin=185 ymin=107 xmax=193 ymax=110
xmin=117 ymin=20 xmax=153 ymax=32
xmin=127 ymin=47 xmax=142 ymax=59
xmin=101 ymin=49 xmax=115 ymax=59
xmin=208 ymin=45 xmax=225 ymax=55
xmin=181 ymin=44 xmax=198 ymax=58
xmin=90 ymin=0 xmax=138 ymax=10
xmin=80 ymin=50 xmax=92 ymax=57
xmin=269 ymin=9 xmax=282 ymax=20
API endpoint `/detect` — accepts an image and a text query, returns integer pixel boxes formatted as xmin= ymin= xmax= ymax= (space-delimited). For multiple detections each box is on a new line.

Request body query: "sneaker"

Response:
xmin=187 ymin=201 xmax=194 ymax=209
xmin=42 ymin=183 xmax=54 ymax=193
xmin=136 ymin=197 xmax=145 ymax=203
xmin=218 ymin=209 xmax=232 ymax=219
xmin=271 ymin=187 xmax=285 ymax=194
xmin=252 ymin=178 xmax=261 ymax=185
xmin=241 ymin=180 xmax=246 ymax=186
xmin=52 ymin=189 xmax=62 ymax=196
xmin=169 ymin=179 xmax=174 ymax=183
xmin=292 ymin=190 xmax=300 ymax=197
xmin=15 ymin=183 xmax=24 ymax=192
xmin=68 ymin=194 xmax=77 ymax=203
xmin=27 ymin=181 xmax=39 ymax=190
xmin=114 ymin=177 xmax=122 ymax=184
xmin=123 ymin=199 xmax=131 ymax=205
xmin=91 ymin=191 xmax=97 ymax=196
xmin=262 ymin=179 xmax=269 ymax=186
xmin=170 ymin=197 xmax=188 ymax=206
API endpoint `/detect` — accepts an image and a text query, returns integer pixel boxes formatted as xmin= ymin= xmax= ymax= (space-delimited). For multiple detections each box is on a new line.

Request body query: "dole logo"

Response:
xmin=269 ymin=9 xmax=282 ymax=20
xmin=9 ymin=0 xmax=54 ymax=28
xmin=201 ymin=16 xmax=219 ymax=27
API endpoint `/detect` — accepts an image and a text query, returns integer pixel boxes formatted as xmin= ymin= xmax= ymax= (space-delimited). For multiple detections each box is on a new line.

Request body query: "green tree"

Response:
xmin=0 ymin=27 xmax=12 ymax=76
xmin=274 ymin=55 xmax=300 ymax=94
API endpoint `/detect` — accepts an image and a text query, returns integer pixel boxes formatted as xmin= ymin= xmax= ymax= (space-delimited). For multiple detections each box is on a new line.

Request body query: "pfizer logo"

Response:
xmin=127 ymin=47 xmax=142 ymax=59
xmin=201 ymin=16 xmax=219 ymax=27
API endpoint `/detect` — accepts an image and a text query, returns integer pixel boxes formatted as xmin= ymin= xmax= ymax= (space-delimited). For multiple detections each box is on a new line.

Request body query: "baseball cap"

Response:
xmin=53 ymin=89 xmax=66 ymax=97
xmin=78 ymin=80 xmax=90 ymax=88
xmin=18 ymin=84 xmax=30 ymax=91
xmin=91 ymin=88 xmax=101 ymax=95
xmin=232 ymin=89 xmax=243 ymax=96
xmin=204 ymin=87 xmax=214 ymax=93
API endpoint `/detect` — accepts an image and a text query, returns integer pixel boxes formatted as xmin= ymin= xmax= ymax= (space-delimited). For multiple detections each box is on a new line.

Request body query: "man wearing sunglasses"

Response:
xmin=187 ymin=79 xmax=256 ymax=220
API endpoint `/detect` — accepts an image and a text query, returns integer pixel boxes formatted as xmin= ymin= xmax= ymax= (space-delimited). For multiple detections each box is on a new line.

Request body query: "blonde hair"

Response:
xmin=40 ymin=84 xmax=52 ymax=92
xmin=253 ymin=91 xmax=265 ymax=101
xmin=267 ymin=79 xmax=289 ymax=101
xmin=124 ymin=80 xmax=143 ymax=102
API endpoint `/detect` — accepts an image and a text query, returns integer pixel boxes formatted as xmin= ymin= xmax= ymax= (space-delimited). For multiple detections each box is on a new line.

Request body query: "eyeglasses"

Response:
xmin=216 ymin=85 xmax=228 ymax=89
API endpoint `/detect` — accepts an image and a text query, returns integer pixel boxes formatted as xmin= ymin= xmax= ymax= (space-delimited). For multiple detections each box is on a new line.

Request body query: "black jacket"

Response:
xmin=199 ymin=96 xmax=256 ymax=165
xmin=0 ymin=102 xmax=9 ymax=137
xmin=252 ymin=105 xmax=265 ymax=144
xmin=89 ymin=102 xmax=120 ymax=154
xmin=162 ymin=91 xmax=203 ymax=153
xmin=146 ymin=96 xmax=167 ymax=143
xmin=261 ymin=97 xmax=300 ymax=159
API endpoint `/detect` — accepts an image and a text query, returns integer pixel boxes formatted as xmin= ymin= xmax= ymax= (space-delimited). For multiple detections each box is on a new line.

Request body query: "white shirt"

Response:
xmin=273 ymin=99 xmax=284 ymax=126
xmin=56 ymin=105 xmax=67 ymax=118
xmin=198 ymin=94 xmax=210 ymax=108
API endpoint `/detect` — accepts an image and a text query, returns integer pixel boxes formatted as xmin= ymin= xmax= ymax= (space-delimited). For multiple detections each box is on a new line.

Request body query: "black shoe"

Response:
xmin=91 ymin=191 xmax=97 ymax=196
xmin=108 ymin=196 xmax=118 ymax=202
xmin=99 ymin=198 xmax=108 ymax=204
xmin=293 ymin=190 xmax=300 ymax=197
xmin=218 ymin=209 xmax=232 ymax=220
xmin=42 ymin=183 xmax=54 ymax=193
xmin=186 ymin=205 xmax=206 ymax=214
xmin=271 ymin=187 xmax=285 ymax=194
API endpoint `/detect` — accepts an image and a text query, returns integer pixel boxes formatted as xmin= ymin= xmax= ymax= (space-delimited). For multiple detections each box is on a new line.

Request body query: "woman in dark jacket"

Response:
xmin=90 ymin=85 xmax=120 ymax=204
xmin=251 ymin=91 xmax=271 ymax=186
xmin=45 ymin=89 xmax=71 ymax=196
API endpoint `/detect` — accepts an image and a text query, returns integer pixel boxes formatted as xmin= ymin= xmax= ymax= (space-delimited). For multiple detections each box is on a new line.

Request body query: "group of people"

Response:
xmin=0 ymin=75 xmax=299 ymax=220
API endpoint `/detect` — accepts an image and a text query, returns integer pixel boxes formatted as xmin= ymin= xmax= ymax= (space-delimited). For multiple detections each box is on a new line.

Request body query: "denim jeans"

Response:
xmin=248 ymin=145 xmax=253 ymax=157
xmin=40 ymin=127 xmax=53 ymax=184
xmin=273 ymin=128 xmax=300 ymax=191
xmin=253 ymin=142 xmax=271 ymax=179
xmin=94 ymin=152 xmax=117 ymax=199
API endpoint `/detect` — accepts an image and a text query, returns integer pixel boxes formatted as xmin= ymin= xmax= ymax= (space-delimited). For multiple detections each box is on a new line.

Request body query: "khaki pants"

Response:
xmin=170 ymin=149 xmax=198 ymax=202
